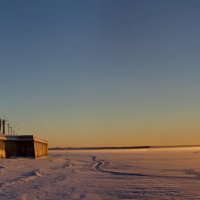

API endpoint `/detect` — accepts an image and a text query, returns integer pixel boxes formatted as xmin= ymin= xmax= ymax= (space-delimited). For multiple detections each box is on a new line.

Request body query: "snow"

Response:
xmin=1 ymin=147 xmax=200 ymax=199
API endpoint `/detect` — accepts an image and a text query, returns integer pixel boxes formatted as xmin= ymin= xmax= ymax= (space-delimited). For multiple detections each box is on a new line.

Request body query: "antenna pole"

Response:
xmin=2 ymin=119 xmax=5 ymax=134
xmin=7 ymin=123 xmax=9 ymax=135
xmin=0 ymin=118 xmax=1 ymax=134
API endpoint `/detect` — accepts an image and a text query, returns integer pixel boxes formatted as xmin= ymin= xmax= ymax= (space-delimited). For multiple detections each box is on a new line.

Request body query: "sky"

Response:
xmin=0 ymin=0 xmax=200 ymax=147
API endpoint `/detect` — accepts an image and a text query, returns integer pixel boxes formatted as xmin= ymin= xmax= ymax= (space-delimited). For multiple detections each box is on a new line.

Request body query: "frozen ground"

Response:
xmin=0 ymin=148 xmax=200 ymax=200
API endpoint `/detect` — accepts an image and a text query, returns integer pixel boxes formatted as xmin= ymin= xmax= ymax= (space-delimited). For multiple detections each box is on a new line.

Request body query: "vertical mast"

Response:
xmin=7 ymin=123 xmax=9 ymax=135
xmin=2 ymin=119 xmax=5 ymax=134
xmin=0 ymin=118 xmax=1 ymax=134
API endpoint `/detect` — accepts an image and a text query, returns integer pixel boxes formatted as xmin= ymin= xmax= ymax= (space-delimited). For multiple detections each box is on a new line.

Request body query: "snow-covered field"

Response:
xmin=0 ymin=148 xmax=200 ymax=200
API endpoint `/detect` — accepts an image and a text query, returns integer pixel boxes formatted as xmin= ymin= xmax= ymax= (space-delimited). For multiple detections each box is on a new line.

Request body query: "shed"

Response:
xmin=0 ymin=134 xmax=48 ymax=158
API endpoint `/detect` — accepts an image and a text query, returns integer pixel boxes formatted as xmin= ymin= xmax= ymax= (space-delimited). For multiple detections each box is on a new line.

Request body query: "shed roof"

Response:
xmin=0 ymin=135 xmax=48 ymax=144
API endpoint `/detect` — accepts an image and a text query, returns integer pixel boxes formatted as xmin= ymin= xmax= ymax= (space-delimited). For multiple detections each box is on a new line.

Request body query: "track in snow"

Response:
xmin=91 ymin=156 xmax=200 ymax=180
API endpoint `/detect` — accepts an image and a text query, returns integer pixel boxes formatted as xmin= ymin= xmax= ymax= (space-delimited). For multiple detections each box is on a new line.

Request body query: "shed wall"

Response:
xmin=17 ymin=141 xmax=35 ymax=157
xmin=0 ymin=140 xmax=6 ymax=158
xmin=5 ymin=141 xmax=18 ymax=158
xmin=34 ymin=141 xmax=48 ymax=157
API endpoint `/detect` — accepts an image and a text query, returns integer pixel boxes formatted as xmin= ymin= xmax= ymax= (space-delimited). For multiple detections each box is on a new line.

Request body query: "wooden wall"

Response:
xmin=5 ymin=141 xmax=18 ymax=158
xmin=34 ymin=141 xmax=48 ymax=157
xmin=17 ymin=141 xmax=35 ymax=157
xmin=0 ymin=140 xmax=6 ymax=158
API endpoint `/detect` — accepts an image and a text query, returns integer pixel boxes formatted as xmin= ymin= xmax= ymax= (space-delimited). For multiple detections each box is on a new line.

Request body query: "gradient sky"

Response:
xmin=1 ymin=0 xmax=200 ymax=147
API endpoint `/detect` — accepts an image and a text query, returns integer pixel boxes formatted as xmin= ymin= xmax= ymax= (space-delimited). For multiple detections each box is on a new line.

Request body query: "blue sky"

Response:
xmin=1 ymin=0 xmax=200 ymax=147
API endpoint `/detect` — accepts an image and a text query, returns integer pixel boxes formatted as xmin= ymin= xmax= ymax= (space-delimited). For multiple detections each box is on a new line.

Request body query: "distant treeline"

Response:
xmin=49 ymin=145 xmax=200 ymax=151
xmin=49 ymin=146 xmax=151 ymax=150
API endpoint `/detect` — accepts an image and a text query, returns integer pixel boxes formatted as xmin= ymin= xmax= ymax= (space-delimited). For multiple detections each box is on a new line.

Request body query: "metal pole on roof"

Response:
xmin=2 ymin=119 xmax=5 ymax=134
xmin=13 ymin=123 xmax=18 ymax=136
xmin=7 ymin=123 xmax=10 ymax=135
xmin=0 ymin=118 xmax=1 ymax=134
xmin=3 ymin=115 xmax=9 ymax=135
xmin=10 ymin=126 xmax=13 ymax=135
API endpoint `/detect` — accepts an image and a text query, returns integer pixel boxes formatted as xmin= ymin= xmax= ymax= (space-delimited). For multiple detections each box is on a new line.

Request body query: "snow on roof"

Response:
xmin=0 ymin=135 xmax=48 ymax=144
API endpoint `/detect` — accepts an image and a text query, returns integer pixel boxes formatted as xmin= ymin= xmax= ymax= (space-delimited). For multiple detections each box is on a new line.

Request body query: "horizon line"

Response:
xmin=49 ymin=144 xmax=200 ymax=150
